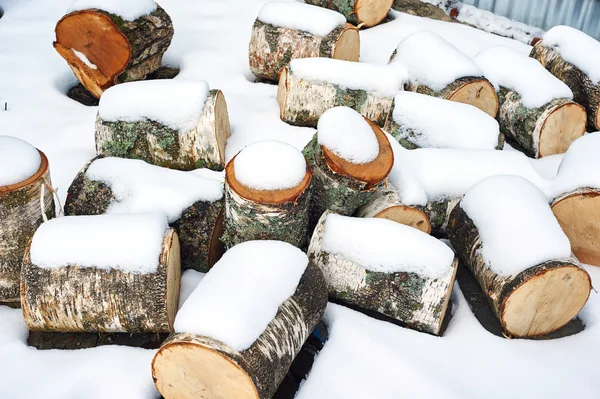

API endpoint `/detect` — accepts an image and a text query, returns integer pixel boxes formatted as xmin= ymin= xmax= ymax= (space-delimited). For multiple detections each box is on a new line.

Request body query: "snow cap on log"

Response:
xmin=384 ymin=91 xmax=501 ymax=150
xmin=552 ymin=133 xmax=600 ymax=198
xmin=304 ymin=0 xmax=394 ymax=28
xmin=0 ymin=136 xmax=42 ymax=187
xmin=67 ymin=0 xmax=157 ymax=20
xmin=258 ymin=1 xmax=346 ymax=36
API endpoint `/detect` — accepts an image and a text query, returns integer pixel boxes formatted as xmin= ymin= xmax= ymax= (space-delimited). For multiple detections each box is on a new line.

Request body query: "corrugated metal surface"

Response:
xmin=461 ymin=0 xmax=600 ymax=38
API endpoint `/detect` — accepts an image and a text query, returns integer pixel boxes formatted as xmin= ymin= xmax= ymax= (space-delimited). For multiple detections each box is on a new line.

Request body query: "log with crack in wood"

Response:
xmin=222 ymin=141 xmax=312 ymax=249
xmin=21 ymin=214 xmax=180 ymax=333
xmin=64 ymin=156 xmax=224 ymax=273
xmin=530 ymin=26 xmax=600 ymax=131
xmin=95 ymin=80 xmax=230 ymax=171
xmin=308 ymin=211 xmax=457 ymax=335
xmin=152 ymin=241 xmax=328 ymax=399
xmin=475 ymin=46 xmax=586 ymax=158
xmin=389 ymin=31 xmax=498 ymax=117
xmin=0 ymin=137 xmax=55 ymax=304
xmin=249 ymin=2 xmax=359 ymax=81
xmin=53 ymin=2 xmax=173 ymax=98
xmin=305 ymin=0 xmax=393 ymax=27
xmin=447 ymin=175 xmax=591 ymax=338
xmin=278 ymin=57 xmax=407 ymax=127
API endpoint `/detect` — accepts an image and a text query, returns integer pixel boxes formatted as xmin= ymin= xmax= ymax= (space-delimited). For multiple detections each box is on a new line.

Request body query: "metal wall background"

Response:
xmin=460 ymin=0 xmax=600 ymax=38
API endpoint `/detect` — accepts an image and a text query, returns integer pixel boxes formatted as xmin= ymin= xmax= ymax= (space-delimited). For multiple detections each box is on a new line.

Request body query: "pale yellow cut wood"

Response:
xmin=502 ymin=266 xmax=591 ymax=337
xmin=277 ymin=67 xmax=289 ymax=119
xmin=332 ymin=24 xmax=360 ymax=61
xmin=166 ymin=233 xmax=181 ymax=330
xmin=448 ymin=79 xmax=499 ymax=118
xmin=539 ymin=102 xmax=586 ymax=157
xmin=214 ymin=91 xmax=231 ymax=165
xmin=355 ymin=0 xmax=394 ymax=27
xmin=375 ymin=206 xmax=431 ymax=234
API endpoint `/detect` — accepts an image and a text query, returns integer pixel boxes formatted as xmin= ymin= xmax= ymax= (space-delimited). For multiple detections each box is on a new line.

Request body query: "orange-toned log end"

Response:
xmin=552 ymin=190 xmax=600 ymax=266
xmin=448 ymin=79 xmax=499 ymax=118
xmin=322 ymin=118 xmax=394 ymax=187
xmin=375 ymin=205 xmax=432 ymax=234
xmin=0 ymin=150 xmax=49 ymax=194
xmin=225 ymin=156 xmax=312 ymax=204
xmin=539 ymin=102 xmax=586 ymax=157
xmin=54 ymin=10 xmax=131 ymax=98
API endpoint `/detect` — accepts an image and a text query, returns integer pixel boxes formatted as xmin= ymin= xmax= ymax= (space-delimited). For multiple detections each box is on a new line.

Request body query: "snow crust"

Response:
xmin=289 ymin=58 xmax=408 ymax=98
xmin=543 ymin=25 xmax=600 ymax=85
xmin=234 ymin=140 xmax=307 ymax=190
xmin=390 ymin=91 xmax=500 ymax=150
xmin=461 ymin=175 xmax=571 ymax=275
xmin=98 ymin=80 xmax=210 ymax=133
xmin=86 ymin=157 xmax=223 ymax=223
xmin=30 ymin=214 xmax=169 ymax=274
xmin=322 ymin=214 xmax=454 ymax=278
xmin=0 ymin=136 xmax=41 ymax=186
xmin=317 ymin=107 xmax=379 ymax=164
xmin=474 ymin=46 xmax=573 ymax=108
xmin=552 ymin=133 xmax=600 ymax=197
xmin=257 ymin=1 xmax=345 ymax=36
xmin=71 ymin=49 xmax=97 ymax=70
xmin=174 ymin=241 xmax=307 ymax=351
xmin=390 ymin=30 xmax=482 ymax=92
xmin=67 ymin=0 xmax=157 ymax=20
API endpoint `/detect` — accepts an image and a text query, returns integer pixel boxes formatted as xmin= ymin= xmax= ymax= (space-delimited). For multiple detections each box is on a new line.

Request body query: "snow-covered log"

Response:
xmin=530 ymin=26 xmax=600 ymax=131
xmin=475 ymin=46 xmax=586 ymax=158
xmin=222 ymin=141 xmax=312 ymax=249
xmin=249 ymin=2 xmax=359 ymax=81
xmin=21 ymin=214 xmax=181 ymax=333
xmin=95 ymin=80 xmax=230 ymax=171
xmin=390 ymin=31 xmax=498 ymax=117
xmin=550 ymin=134 xmax=600 ymax=266
xmin=355 ymin=185 xmax=431 ymax=234
xmin=53 ymin=1 xmax=173 ymax=98
xmin=64 ymin=156 xmax=224 ymax=272
xmin=152 ymin=241 xmax=328 ymax=399
xmin=447 ymin=176 xmax=591 ymax=337
xmin=278 ymin=58 xmax=407 ymax=127
xmin=383 ymin=91 xmax=503 ymax=150
xmin=303 ymin=107 xmax=394 ymax=229
xmin=304 ymin=0 xmax=393 ymax=27
xmin=308 ymin=212 xmax=457 ymax=335
xmin=0 ymin=137 xmax=55 ymax=303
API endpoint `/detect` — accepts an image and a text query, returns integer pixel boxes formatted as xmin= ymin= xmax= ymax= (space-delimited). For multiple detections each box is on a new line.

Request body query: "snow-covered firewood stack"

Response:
xmin=222 ymin=141 xmax=312 ymax=249
xmin=54 ymin=0 xmax=174 ymax=98
xmin=475 ymin=46 xmax=586 ymax=158
xmin=64 ymin=156 xmax=225 ymax=272
xmin=278 ymin=58 xmax=407 ymax=127
xmin=152 ymin=241 xmax=328 ymax=399
xmin=249 ymin=2 xmax=359 ymax=82
xmin=383 ymin=91 xmax=503 ymax=150
xmin=550 ymin=134 xmax=600 ymax=266
xmin=308 ymin=212 xmax=458 ymax=335
xmin=21 ymin=214 xmax=181 ymax=333
xmin=0 ymin=136 xmax=55 ymax=304
xmin=447 ymin=175 xmax=591 ymax=338
xmin=95 ymin=80 xmax=230 ymax=171
xmin=530 ymin=26 xmax=600 ymax=131
xmin=390 ymin=31 xmax=498 ymax=118
xmin=303 ymin=107 xmax=394 ymax=228
xmin=305 ymin=0 xmax=393 ymax=28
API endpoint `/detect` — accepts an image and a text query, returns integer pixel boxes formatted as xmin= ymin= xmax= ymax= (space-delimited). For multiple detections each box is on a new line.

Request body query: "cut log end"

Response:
xmin=152 ymin=339 xmax=259 ymax=399
xmin=539 ymin=102 xmax=586 ymax=157
xmin=277 ymin=67 xmax=289 ymax=120
xmin=214 ymin=90 xmax=231 ymax=165
xmin=165 ymin=231 xmax=181 ymax=330
xmin=374 ymin=205 xmax=432 ymax=234
xmin=0 ymin=150 xmax=49 ymax=193
xmin=501 ymin=265 xmax=591 ymax=337
xmin=321 ymin=119 xmax=393 ymax=186
xmin=596 ymin=106 xmax=600 ymax=131
xmin=552 ymin=190 xmax=600 ymax=266
xmin=332 ymin=24 xmax=360 ymax=61
xmin=447 ymin=79 xmax=498 ymax=118
xmin=355 ymin=0 xmax=394 ymax=27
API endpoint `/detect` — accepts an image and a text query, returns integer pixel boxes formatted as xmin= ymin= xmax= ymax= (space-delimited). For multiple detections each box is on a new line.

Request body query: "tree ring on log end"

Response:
xmin=552 ymin=189 xmax=600 ymax=266
xmin=321 ymin=119 xmax=393 ymax=187
xmin=152 ymin=340 xmax=259 ymax=399
xmin=0 ymin=150 xmax=49 ymax=194
xmin=538 ymin=102 xmax=586 ymax=157
xmin=214 ymin=90 xmax=231 ymax=165
xmin=225 ymin=156 xmax=312 ymax=204
xmin=501 ymin=265 xmax=591 ymax=337
xmin=447 ymin=79 xmax=499 ymax=118
xmin=164 ymin=230 xmax=181 ymax=331
xmin=355 ymin=0 xmax=394 ymax=27
xmin=374 ymin=205 xmax=432 ymax=234
xmin=332 ymin=24 xmax=360 ymax=62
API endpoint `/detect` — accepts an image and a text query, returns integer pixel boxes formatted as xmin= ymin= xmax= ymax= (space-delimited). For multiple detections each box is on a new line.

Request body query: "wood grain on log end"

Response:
xmin=333 ymin=23 xmax=360 ymax=60
xmin=552 ymin=189 xmax=600 ymax=266
xmin=277 ymin=66 xmax=289 ymax=121
xmin=447 ymin=78 xmax=499 ymax=118
xmin=213 ymin=90 xmax=231 ymax=166
xmin=355 ymin=0 xmax=394 ymax=27
xmin=538 ymin=101 xmax=586 ymax=157
xmin=374 ymin=205 xmax=432 ymax=234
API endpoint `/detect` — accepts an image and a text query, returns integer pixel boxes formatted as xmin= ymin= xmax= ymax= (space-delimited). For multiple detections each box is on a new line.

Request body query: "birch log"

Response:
xmin=531 ymin=39 xmax=600 ymax=131
xmin=0 ymin=151 xmax=55 ymax=304
xmin=95 ymin=89 xmax=230 ymax=171
xmin=151 ymin=261 xmax=328 ymax=399
xmin=54 ymin=5 xmax=173 ymax=98
xmin=21 ymin=228 xmax=181 ymax=333
xmin=308 ymin=211 xmax=457 ymax=335
xmin=304 ymin=0 xmax=393 ymax=27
